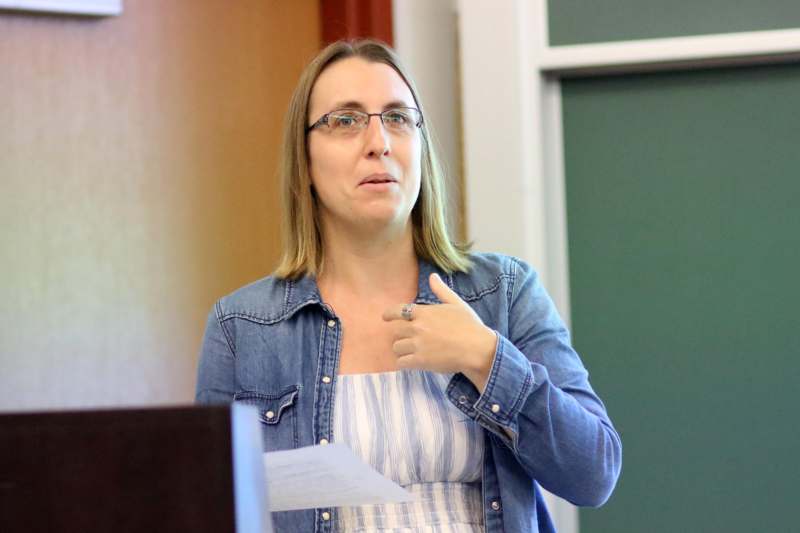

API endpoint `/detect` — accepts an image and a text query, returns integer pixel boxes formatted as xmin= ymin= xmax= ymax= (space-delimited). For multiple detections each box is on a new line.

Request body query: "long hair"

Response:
xmin=273 ymin=39 xmax=471 ymax=279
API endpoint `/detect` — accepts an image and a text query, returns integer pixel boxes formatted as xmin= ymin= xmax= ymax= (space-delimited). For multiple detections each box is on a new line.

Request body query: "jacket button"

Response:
xmin=491 ymin=500 xmax=501 ymax=511
xmin=321 ymin=511 xmax=331 ymax=521
xmin=319 ymin=438 xmax=329 ymax=445
xmin=322 ymin=376 xmax=331 ymax=384
xmin=491 ymin=403 xmax=501 ymax=413
xmin=327 ymin=320 xmax=336 ymax=328
xmin=265 ymin=410 xmax=275 ymax=420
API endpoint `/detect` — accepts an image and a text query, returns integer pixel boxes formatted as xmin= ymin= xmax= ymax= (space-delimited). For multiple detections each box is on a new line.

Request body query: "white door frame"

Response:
xmin=457 ymin=1 xmax=800 ymax=531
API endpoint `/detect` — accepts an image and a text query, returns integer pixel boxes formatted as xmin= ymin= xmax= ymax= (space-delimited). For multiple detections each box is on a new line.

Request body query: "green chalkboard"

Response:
xmin=548 ymin=0 xmax=800 ymax=45
xmin=562 ymin=64 xmax=800 ymax=532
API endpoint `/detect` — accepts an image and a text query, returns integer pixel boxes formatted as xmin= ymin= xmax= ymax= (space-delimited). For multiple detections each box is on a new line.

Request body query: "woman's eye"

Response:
xmin=331 ymin=113 xmax=359 ymax=129
xmin=385 ymin=111 xmax=410 ymax=125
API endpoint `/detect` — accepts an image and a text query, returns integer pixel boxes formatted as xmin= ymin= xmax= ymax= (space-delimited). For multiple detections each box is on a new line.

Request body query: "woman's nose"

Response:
xmin=364 ymin=116 xmax=390 ymax=157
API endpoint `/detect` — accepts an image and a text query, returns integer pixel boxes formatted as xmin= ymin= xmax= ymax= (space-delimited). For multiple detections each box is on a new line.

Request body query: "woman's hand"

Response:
xmin=383 ymin=273 xmax=498 ymax=392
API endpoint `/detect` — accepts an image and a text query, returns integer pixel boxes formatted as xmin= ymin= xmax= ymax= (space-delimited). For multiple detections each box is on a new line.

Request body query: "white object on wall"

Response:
xmin=0 ymin=0 xmax=121 ymax=16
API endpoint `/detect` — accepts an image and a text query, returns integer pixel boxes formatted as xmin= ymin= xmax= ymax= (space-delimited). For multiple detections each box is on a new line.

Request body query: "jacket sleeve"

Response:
xmin=195 ymin=302 xmax=236 ymax=404
xmin=447 ymin=258 xmax=622 ymax=507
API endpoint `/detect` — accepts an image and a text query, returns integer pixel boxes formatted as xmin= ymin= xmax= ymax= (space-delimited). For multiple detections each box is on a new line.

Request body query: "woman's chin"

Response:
xmin=350 ymin=210 xmax=411 ymax=234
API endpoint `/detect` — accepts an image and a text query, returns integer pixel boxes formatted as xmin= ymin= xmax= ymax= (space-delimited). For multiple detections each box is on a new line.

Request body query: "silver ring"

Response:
xmin=401 ymin=303 xmax=415 ymax=321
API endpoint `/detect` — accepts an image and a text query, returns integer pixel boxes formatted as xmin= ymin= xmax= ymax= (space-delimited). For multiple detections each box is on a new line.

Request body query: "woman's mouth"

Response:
xmin=359 ymin=173 xmax=397 ymax=186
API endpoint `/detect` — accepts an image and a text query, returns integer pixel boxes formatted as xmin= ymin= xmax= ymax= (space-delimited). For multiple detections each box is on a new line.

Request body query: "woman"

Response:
xmin=196 ymin=39 xmax=621 ymax=533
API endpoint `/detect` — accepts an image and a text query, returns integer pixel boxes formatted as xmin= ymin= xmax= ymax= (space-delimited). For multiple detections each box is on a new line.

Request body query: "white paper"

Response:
xmin=263 ymin=443 xmax=414 ymax=512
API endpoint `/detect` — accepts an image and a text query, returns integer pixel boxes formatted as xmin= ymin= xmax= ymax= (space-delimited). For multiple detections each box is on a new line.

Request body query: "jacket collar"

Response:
xmin=283 ymin=257 xmax=452 ymax=319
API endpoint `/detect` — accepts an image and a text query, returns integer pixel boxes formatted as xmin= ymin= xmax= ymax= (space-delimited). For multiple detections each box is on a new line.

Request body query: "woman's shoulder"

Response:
xmin=461 ymin=251 xmax=537 ymax=280
xmin=449 ymin=252 xmax=538 ymax=301
xmin=213 ymin=273 xmax=308 ymax=324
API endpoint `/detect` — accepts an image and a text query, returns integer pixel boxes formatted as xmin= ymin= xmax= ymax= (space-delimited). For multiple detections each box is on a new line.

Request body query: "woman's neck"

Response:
xmin=317 ymin=220 xmax=419 ymax=302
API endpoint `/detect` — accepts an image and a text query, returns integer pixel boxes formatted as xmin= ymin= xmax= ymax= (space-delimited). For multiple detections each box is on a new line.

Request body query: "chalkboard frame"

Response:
xmin=458 ymin=2 xmax=800 ymax=532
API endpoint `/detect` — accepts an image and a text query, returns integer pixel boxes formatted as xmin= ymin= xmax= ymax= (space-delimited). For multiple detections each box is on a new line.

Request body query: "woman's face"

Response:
xmin=307 ymin=57 xmax=422 ymax=236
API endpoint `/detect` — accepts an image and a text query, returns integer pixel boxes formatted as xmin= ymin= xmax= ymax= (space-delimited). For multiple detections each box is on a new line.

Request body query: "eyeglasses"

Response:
xmin=307 ymin=107 xmax=423 ymax=135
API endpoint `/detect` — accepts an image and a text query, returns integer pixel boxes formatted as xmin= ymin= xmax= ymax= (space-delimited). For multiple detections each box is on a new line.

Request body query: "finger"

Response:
xmin=382 ymin=304 xmax=406 ymax=322
xmin=396 ymin=354 xmax=421 ymax=370
xmin=386 ymin=322 xmax=417 ymax=340
xmin=428 ymin=273 xmax=463 ymax=305
xmin=392 ymin=338 xmax=417 ymax=357
xmin=382 ymin=303 xmax=422 ymax=322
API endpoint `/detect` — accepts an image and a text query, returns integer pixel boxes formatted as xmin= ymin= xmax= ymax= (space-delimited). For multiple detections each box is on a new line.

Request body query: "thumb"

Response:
xmin=429 ymin=273 xmax=463 ymax=305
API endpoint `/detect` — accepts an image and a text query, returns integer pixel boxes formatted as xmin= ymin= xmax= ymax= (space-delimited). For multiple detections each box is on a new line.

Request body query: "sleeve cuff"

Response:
xmin=447 ymin=333 xmax=535 ymax=442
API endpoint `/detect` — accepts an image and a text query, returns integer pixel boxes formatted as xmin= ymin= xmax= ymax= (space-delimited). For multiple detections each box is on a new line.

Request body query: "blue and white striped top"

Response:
xmin=332 ymin=369 xmax=486 ymax=533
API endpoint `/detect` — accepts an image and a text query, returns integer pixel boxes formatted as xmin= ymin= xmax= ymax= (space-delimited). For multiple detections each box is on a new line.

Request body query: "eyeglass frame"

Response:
xmin=306 ymin=106 xmax=424 ymax=133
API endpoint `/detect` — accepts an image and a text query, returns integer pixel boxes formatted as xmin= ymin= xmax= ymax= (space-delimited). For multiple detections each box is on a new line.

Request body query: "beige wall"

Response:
xmin=0 ymin=1 xmax=320 ymax=411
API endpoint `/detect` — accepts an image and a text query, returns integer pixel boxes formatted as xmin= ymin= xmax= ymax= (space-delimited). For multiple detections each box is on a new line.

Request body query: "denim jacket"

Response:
xmin=196 ymin=252 xmax=622 ymax=533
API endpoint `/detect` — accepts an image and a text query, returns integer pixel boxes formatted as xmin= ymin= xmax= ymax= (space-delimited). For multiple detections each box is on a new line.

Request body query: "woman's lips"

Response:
xmin=359 ymin=172 xmax=397 ymax=185
xmin=358 ymin=181 xmax=398 ymax=191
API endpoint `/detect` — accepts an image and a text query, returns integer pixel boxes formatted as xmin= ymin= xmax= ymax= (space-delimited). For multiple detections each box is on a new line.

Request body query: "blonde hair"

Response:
xmin=273 ymin=39 xmax=471 ymax=279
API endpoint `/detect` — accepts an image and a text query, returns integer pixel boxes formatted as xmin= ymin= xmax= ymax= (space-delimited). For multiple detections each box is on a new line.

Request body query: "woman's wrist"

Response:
xmin=462 ymin=327 xmax=498 ymax=393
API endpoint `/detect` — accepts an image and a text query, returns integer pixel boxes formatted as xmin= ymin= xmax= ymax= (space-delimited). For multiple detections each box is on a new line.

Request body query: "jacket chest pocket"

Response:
xmin=234 ymin=386 xmax=299 ymax=452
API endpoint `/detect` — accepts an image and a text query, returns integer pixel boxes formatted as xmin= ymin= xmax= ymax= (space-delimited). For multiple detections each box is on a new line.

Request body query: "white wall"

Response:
xmin=393 ymin=0 xmax=463 ymax=236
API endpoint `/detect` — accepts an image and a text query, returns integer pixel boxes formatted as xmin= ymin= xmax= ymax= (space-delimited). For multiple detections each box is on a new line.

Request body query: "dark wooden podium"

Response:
xmin=0 ymin=404 xmax=272 ymax=533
